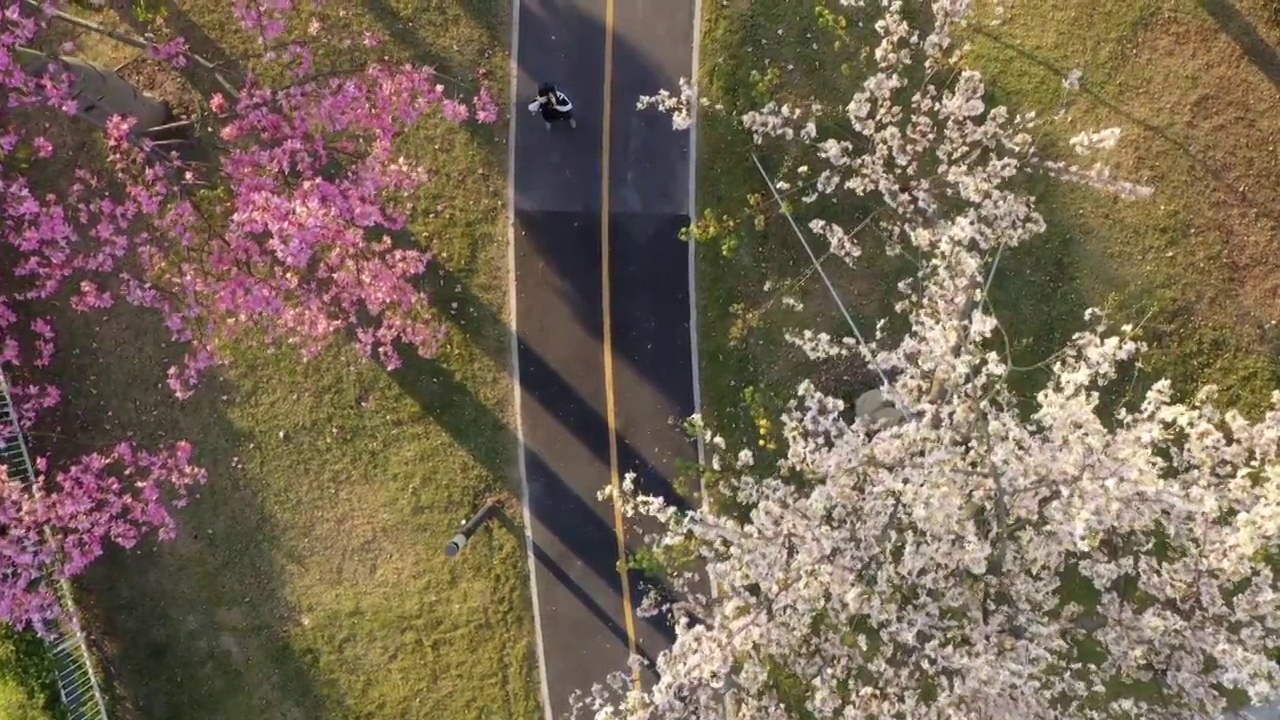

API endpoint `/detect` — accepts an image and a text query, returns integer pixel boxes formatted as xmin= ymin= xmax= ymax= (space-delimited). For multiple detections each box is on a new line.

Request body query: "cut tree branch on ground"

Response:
xmin=26 ymin=0 xmax=241 ymax=98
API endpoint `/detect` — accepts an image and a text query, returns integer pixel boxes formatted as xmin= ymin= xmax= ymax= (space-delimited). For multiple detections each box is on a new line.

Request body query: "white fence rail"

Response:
xmin=0 ymin=368 xmax=110 ymax=720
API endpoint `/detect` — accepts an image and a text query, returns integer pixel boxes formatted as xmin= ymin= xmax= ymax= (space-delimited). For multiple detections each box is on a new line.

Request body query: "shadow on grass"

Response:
xmin=360 ymin=0 xmax=507 ymax=154
xmin=984 ymin=181 xmax=1093 ymax=405
xmin=1198 ymin=0 xmax=1280 ymax=88
xmin=972 ymin=23 xmax=1280 ymax=412
xmin=362 ymin=0 xmax=506 ymax=51
xmin=43 ymin=307 xmax=341 ymax=720
xmin=111 ymin=0 xmax=248 ymax=99
xmin=974 ymin=28 xmax=1210 ymax=165
xmin=974 ymin=26 xmax=1280 ymax=229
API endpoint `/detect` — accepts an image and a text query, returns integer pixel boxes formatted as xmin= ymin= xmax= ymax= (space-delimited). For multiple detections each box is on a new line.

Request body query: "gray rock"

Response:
xmin=855 ymin=388 xmax=889 ymax=418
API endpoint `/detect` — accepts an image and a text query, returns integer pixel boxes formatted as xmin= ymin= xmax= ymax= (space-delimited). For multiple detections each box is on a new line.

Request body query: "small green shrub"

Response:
xmin=0 ymin=628 xmax=63 ymax=720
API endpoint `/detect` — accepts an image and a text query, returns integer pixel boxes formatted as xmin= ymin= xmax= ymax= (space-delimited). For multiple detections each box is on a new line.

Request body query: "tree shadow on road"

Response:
xmin=487 ymin=506 xmax=661 ymax=668
xmin=390 ymin=342 xmax=679 ymax=646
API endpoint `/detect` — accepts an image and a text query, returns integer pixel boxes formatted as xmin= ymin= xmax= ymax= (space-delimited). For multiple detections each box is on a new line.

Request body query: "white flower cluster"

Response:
xmin=1063 ymin=67 xmax=1085 ymax=91
xmin=584 ymin=1 xmax=1276 ymax=719
xmin=637 ymin=77 xmax=699 ymax=130
xmin=1069 ymin=127 xmax=1123 ymax=155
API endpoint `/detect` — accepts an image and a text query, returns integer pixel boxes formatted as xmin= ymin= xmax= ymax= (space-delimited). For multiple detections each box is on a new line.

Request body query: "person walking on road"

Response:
xmin=528 ymin=82 xmax=576 ymax=130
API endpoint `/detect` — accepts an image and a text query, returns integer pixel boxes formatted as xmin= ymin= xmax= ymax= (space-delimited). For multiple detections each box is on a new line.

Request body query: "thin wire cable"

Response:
xmin=750 ymin=152 xmax=891 ymax=389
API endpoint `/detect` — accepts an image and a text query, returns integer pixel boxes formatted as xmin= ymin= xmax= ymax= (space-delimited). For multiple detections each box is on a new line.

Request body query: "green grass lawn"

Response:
xmin=31 ymin=2 xmax=539 ymax=719
xmin=693 ymin=0 xmax=1280 ymax=456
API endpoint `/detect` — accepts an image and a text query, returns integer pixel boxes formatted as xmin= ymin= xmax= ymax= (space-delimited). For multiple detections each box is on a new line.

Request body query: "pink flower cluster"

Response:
xmin=0 ymin=436 xmax=206 ymax=633
xmin=232 ymin=0 xmax=297 ymax=44
xmin=146 ymin=36 xmax=190 ymax=68
xmin=1 ymin=2 xmax=78 ymax=115
xmin=0 ymin=0 xmax=501 ymax=631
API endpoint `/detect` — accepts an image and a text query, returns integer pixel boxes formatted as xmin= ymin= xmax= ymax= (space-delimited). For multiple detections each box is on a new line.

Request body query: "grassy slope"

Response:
xmin=694 ymin=0 xmax=1280 ymax=455
xmin=967 ymin=0 xmax=1280 ymax=411
xmin=38 ymin=2 xmax=538 ymax=719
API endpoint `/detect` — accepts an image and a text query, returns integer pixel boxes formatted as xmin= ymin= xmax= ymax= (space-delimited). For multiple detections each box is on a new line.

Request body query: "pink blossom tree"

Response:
xmin=1 ymin=0 xmax=499 ymax=632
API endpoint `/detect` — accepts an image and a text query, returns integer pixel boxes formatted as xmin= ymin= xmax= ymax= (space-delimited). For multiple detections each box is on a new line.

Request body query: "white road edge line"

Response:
xmin=684 ymin=1 xmax=734 ymax=718
xmin=688 ymin=0 xmax=706 ymax=475
xmin=506 ymin=1 xmax=554 ymax=718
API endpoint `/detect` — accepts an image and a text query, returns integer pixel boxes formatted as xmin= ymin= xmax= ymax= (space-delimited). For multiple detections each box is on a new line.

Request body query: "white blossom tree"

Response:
xmin=609 ymin=1 xmax=1280 ymax=719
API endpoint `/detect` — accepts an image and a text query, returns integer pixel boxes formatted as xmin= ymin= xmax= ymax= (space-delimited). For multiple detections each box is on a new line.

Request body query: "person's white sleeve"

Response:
xmin=553 ymin=94 xmax=573 ymax=112
xmin=527 ymin=100 xmax=541 ymax=114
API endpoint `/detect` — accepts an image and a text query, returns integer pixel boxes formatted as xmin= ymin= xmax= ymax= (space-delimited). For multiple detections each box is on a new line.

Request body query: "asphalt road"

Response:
xmin=509 ymin=0 xmax=698 ymax=717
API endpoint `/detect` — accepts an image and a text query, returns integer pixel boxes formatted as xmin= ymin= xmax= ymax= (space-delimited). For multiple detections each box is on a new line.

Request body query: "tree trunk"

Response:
xmin=17 ymin=47 xmax=170 ymax=132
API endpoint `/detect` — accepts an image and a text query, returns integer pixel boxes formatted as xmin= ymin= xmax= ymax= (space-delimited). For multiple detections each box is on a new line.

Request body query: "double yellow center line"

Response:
xmin=598 ymin=0 xmax=644 ymax=692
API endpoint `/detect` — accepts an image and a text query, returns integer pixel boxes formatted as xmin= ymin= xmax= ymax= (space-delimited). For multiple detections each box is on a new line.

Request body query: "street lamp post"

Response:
xmin=444 ymin=499 xmax=498 ymax=557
